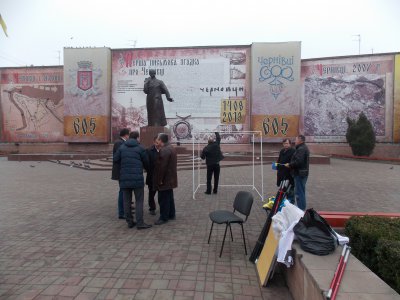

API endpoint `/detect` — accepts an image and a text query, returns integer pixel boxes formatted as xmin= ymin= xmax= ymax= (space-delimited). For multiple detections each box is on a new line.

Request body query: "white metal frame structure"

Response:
xmin=192 ymin=131 xmax=264 ymax=200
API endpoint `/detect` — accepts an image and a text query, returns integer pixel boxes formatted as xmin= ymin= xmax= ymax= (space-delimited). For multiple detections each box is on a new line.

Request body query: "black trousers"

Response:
xmin=206 ymin=164 xmax=220 ymax=193
xmin=158 ymin=189 xmax=175 ymax=221
xmin=148 ymin=185 xmax=157 ymax=211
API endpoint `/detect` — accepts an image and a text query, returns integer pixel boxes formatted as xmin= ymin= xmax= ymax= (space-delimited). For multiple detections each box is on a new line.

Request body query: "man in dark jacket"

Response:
xmin=146 ymin=136 xmax=160 ymax=215
xmin=201 ymin=132 xmax=223 ymax=194
xmin=285 ymin=135 xmax=310 ymax=210
xmin=114 ymin=131 xmax=151 ymax=229
xmin=153 ymin=133 xmax=177 ymax=225
xmin=111 ymin=128 xmax=130 ymax=219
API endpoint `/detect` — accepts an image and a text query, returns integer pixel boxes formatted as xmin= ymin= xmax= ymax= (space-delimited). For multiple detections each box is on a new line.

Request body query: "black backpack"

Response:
xmin=293 ymin=208 xmax=338 ymax=255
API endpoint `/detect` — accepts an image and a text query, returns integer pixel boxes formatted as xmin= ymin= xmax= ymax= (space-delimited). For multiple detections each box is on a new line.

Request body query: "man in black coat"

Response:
xmin=114 ymin=131 xmax=151 ymax=229
xmin=201 ymin=132 xmax=224 ymax=194
xmin=111 ymin=128 xmax=129 ymax=219
xmin=284 ymin=135 xmax=310 ymax=210
xmin=146 ymin=136 xmax=160 ymax=215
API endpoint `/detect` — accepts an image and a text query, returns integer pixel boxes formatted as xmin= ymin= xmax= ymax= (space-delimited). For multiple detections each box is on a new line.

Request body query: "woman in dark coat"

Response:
xmin=276 ymin=138 xmax=295 ymax=187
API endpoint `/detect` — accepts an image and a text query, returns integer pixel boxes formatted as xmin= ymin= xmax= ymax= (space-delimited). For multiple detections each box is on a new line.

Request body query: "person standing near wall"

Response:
xmin=201 ymin=132 xmax=224 ymax=194
xmin=284 ymin=135 xmax=310 ymax=210
xmin=111 ymin=128 xmax=130 ymax=219
xmin=146 ymin=136 xmax=160 ymax=215
xmin=114 ymin=131 xmax=151 ymax=229
xmin=153 ymin=133 xmax=177 ymax=225
xmin=277 ymin=138 xmax=295 ymax=202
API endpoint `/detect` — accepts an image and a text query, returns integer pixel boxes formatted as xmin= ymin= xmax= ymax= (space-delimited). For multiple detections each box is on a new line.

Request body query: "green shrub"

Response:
xmin=345 ymin=216 xmax=400 ymax=293
xmin=346 ymin=112 xmax=376 ymax=156
xmin=376 ymin=239 xmax=400 ymax=293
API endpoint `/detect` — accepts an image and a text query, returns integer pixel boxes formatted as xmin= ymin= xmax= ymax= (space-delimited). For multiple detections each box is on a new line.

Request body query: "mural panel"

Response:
xmin=111 ymin=46 xmax=251 ymax=143
xmin=301 ymin=55 xmax=394 ymax=142
xmin=0 ymin=67 xmax=64 ymax=142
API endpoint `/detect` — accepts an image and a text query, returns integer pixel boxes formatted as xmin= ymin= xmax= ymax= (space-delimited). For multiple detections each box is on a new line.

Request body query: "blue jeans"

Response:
xmin=294 ymin=175 xmax=308 ymax=210
xmin=286 ymin=186 xmax=295 ymax=204
xmin=118 ymin=188 xmax=124 ymax=217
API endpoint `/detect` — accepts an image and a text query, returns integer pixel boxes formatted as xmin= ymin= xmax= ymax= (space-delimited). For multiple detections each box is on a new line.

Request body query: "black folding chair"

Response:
xmin=208 ymin=191 xmax=254 ymax=257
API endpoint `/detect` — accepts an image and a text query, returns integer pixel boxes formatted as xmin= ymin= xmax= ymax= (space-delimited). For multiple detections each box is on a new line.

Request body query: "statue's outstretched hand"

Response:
xmin=167 ymin=98 xmax=174 ymax=102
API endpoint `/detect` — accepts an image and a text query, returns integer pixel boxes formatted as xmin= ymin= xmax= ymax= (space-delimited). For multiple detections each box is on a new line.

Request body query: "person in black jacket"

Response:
xmin=201 ymin=132 xmax=224 ymax=194
xmin=114 ymin=131 xmax=151 ymax=229
xmin=284 ymin=135 xmax=310 ymax=210
xmin=111 ymin=128 xmax=130 ymax=219
xmin=277 ymin=138 xmax=295 ymax=203
xmin=146 ymin=136 xmax=160 ymax=215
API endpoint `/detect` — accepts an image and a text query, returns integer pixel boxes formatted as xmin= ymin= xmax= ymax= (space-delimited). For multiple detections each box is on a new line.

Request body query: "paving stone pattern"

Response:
xmin=0 ymin=159 xmax=399 ymax=300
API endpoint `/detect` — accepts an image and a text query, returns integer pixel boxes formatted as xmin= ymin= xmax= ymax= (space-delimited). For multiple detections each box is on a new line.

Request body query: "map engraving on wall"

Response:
xmin=0 ymin=68 xmax=64 ymax=142
xmin=301 ymin=56 xmax=394 ymax=142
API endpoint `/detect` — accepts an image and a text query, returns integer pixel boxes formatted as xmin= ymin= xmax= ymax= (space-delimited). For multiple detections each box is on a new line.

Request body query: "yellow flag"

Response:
xmin=0 ymin=14 xmax=8 ymax=37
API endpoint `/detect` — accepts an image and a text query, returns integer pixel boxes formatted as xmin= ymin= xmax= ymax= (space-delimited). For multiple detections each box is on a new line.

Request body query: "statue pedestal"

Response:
xmin=140 ymin=126 xmax=171 ymax=148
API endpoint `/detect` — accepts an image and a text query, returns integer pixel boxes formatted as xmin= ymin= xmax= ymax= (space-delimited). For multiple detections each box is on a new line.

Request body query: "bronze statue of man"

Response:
xmin=143 ymin=69 xmax=173 ymax=127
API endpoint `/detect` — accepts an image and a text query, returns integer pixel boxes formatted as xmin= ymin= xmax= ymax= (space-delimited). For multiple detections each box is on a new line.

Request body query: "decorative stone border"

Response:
xmin=283 ymin=242 xmax=399 ymax=300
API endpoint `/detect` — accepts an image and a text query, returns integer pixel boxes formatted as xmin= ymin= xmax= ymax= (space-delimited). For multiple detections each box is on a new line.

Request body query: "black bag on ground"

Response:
xmin=293 ymin=208 xmax=338 ymax=255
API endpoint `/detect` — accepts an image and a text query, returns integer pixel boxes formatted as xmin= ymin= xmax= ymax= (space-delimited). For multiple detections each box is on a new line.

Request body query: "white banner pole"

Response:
xmin=192 ymin=134 xmax=195 ymax=200
xmin=261 ymin=132 xmax=264 ymax=200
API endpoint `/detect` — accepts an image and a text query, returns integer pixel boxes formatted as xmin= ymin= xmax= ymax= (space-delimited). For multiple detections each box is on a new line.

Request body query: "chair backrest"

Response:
xmin=233 ymin=191 xmax=254 ymax=219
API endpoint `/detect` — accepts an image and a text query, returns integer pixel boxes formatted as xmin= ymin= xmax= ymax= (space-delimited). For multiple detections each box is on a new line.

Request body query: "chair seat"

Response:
xmin=209 ymin=210 xmax=243 ymax=224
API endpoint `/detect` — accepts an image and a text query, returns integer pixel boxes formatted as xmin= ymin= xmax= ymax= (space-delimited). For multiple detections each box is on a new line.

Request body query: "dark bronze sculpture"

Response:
xmin=143 ymin=69 xmax=173 ymax=127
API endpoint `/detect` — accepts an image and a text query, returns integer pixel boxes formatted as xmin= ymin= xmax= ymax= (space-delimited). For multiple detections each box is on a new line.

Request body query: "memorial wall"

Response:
xmin=0 ymin=46 xmax=398 ymax=144
xmin=301 ymin=55 xmax=394 ymax=142
xmin=394 ymin=54 xmax=400 ymax=143
xmin=251 ymin=42 xmax=301 ymax=142
xmin=0 ymin=67 xmax=64 ymax=142
xmin=63 ymin=47 xmax=111 ymax=143
xmin=111 ymin=46 xmax=251 ymax=143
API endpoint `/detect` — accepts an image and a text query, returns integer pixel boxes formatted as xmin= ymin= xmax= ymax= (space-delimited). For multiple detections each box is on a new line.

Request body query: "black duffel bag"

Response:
xmin=293 ymin=208 xmax=338 ymax=255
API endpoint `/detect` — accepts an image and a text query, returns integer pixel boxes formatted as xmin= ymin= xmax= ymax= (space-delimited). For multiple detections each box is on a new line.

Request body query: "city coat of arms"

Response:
xmin=77 ymin=63 xmax=93 ymax=91
xmin=68 ymin=61 xmax=102 ymax=98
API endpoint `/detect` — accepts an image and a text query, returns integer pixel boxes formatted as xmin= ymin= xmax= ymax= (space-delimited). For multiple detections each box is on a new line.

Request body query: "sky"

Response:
xmin=0 ymin=0 xmax=399 ymax=67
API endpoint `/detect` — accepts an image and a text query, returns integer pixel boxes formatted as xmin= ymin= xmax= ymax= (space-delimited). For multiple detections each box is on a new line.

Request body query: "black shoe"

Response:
xmin=127 ymin=221 xmax=136 ymax=228
xmin=136 ymin=223 xmax=152 ymax=230
xmin=213 ymin=191 xmax=217 ymax=194
xmin=149 ymin=210 xmax=156 ymax=216
xmin=169 ymin=216 xmax=176 ymax=220
xmin=155 ymin=219 xmax=168 ymax=225
xmin=204 ymin=191 xmax=211 ymax=195
xmin=119 ymin=216 xmax=125 ymax=219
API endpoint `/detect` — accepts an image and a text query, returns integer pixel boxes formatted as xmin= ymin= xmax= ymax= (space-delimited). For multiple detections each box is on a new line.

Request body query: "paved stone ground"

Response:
xmin=0 ymin=158 xmax=399 ymax=300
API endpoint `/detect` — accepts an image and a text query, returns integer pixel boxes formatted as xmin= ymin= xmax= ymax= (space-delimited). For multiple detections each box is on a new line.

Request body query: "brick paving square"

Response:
xmin=74 ymin=292 xmax=97 ymax=300
xmin=58 ymin=286 xmax=84 ymax=297
xmin=149 ymin=279 xmax=169 ymax=289
xmin=1 ymin=159 xmax=399 ymax=299
xmin=41 ymin=285 xmax=65 ymax=295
